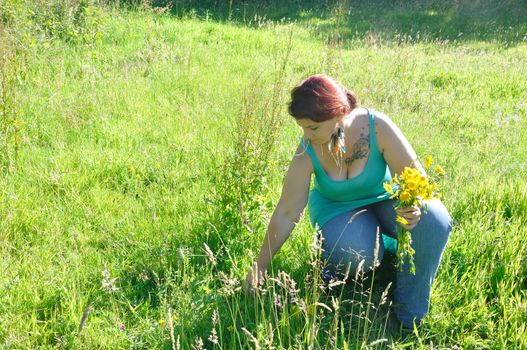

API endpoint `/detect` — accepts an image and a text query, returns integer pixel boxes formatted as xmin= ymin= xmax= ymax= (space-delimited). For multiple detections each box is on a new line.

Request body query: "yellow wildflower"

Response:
xmin=424 ymin=189 xmax=433 ymax=200
xmin=406 ymin=180 xmax=417 ymax=191
xmin=384 ymin=158 xmax=445 ymax=275
xmin=400 ymin=190 xmax=411 ymax=202
xmin=424 ymin=156 xmax=433 ymax=168
xmin=158 ymin=319 xmax=166 ymax=327
xmin=396 ymin=216 xmax=409 ymax=225
xmin=405 ymin=167 xmax=420 ymax=178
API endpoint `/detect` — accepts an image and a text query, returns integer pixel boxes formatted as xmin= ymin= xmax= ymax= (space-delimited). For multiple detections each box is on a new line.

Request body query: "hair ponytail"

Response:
xmin=339 ymin=85 xmax=360 ymax=110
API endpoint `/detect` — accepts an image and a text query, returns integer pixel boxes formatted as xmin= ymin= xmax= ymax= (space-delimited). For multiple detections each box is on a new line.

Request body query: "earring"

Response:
xmin=329 ymin=126 xmax=346 ymax=166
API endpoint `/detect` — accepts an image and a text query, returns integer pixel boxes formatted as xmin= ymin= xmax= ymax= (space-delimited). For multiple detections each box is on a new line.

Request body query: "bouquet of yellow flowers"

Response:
xmin=383 ymin=156 xmax=445 ymax=274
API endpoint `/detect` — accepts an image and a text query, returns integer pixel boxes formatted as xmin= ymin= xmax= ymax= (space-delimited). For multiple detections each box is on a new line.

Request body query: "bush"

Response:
xmin=0 ymin=0 xmax=104 ymax=43
xmin=0 ymin=25 xmax=23 ymax=172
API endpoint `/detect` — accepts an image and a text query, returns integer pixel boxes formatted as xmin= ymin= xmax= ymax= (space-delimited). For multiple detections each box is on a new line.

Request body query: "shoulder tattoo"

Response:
xmin=345 ymin=133 xmax=370 ymax=166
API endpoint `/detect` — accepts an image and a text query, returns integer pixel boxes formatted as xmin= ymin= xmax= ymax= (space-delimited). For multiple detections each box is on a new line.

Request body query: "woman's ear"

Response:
xmin=336 ymin=111 xmax=346 ymax=125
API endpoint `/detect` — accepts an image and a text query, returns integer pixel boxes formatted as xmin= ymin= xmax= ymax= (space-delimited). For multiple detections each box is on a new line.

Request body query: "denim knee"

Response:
xmin=416 ymin=199 xmax=452 ymax=249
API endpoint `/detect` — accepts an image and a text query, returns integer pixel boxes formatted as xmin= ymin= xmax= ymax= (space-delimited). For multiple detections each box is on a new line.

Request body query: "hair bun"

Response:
xmin=345 ymin=89 xmax=359 ymax=110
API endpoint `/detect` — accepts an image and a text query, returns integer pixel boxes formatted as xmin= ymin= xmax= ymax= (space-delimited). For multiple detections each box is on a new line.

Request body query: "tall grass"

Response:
xmin=0 ymin=0 xmax=104 ymax=43
xmin=197 ymin=225 xmax=395 ymax=349
xmin=0 ymin=25 xmax=22 ymax=172
xmin=1 ymin=0 xmax=527 ymax=348
xmin=213 ymin=24 xmax=293 ymax=247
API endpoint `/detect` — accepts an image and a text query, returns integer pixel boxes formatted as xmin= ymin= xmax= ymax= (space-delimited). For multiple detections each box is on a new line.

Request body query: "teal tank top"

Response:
xmin=302 ymin=109 xmax=393 ymax=228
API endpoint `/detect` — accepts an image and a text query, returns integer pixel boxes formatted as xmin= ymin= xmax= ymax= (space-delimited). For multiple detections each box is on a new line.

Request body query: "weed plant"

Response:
xmin=195 ymin=225 xmax=395 ymax=349
xmin=1 ymin=0 xmax=527 ymax=349
xmin=212 ymin=25 xmax=294 ymax=260
xmin=0 ymin=0 xmax=104 ymax=44
xmin=0 ymin=25 xmax=22 ymax=172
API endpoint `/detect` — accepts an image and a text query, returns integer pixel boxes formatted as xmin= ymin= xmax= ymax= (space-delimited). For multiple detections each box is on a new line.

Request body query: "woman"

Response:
xmin=245 ymin=74 xmax=452 ymax=328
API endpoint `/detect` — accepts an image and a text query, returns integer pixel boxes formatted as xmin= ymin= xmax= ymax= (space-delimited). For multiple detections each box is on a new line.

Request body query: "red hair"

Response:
xmin=288 ymin=74 xmax=359 ymax=122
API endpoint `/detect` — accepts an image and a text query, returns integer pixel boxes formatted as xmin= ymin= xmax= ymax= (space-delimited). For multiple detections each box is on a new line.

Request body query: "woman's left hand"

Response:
xmin=396 ymin=205 xmax=421 ymax=231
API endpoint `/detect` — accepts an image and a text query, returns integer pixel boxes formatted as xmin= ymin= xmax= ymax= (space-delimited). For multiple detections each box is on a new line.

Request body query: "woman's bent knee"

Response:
xmin=417 ymin=200 xmax=452 ymax=242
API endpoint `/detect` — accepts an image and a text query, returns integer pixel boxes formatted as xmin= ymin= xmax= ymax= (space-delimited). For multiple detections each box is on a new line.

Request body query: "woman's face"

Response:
xmin=296 ymin=117 xmax=340 ymax=145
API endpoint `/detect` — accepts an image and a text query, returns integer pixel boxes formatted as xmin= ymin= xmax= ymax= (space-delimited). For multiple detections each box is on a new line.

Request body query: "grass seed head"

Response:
xmin=202 ymin=243 xmax=216 ymax=266
xmin=191 ymin=336 xmax=204 ymax=350
xmin=218 ymin=271 xmax=240 ymax=296
xmin=101 ymin=264 xmax=118 ymax=293
xmin=355 ymin=259 xmax=366 ymax=280
xmin=208 ymin=328 xmax=218 ymax=345
xmin=274 ymin=293 xmax=283 ymax=309
xmin=211 ymin=309 xmax=218 ymax=326
xmin=373 ymin=227 xmax=381 ymax=269
xmin=331 ymin=296 xmax=340 ymax=312
xmin=242 ymin=327 xmax=261 ymax=350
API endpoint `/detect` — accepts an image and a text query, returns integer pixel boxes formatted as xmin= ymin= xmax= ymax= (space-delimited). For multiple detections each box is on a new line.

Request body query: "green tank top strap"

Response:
xmin=300 ymin=138 xmax=324 ymax=172
xmin=367 ymin=108 xmax=380 ymax=155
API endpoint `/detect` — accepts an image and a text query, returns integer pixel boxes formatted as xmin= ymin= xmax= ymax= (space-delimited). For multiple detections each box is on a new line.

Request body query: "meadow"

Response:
xmin=1 ymin=0 xmax=527 ymax=348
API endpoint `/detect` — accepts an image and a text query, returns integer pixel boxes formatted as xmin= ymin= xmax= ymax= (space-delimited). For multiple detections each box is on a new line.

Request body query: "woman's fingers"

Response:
xmin=396 ymin=205 xmax=419 ymax=214
xmin=244 ymin=265 xmax=265 ymax=293
xmin=396 ymin=205 xmax=421 ymax=230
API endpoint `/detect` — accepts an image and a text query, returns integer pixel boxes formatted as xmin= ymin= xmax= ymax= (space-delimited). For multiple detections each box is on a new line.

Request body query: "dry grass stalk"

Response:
xmin=167 ymin=308 xmax=177 ymax=350
xmin=242 ymin=327 xmax=261 ymax=350
xmin=77 ymin=304 xmax=92 ymax=338
xmin=202 ymin=243 xmax=216 ymax=266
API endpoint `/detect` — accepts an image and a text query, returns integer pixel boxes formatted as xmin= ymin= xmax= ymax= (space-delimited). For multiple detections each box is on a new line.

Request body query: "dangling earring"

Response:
xmin=329 ymin=126 xmax=346 ymax=167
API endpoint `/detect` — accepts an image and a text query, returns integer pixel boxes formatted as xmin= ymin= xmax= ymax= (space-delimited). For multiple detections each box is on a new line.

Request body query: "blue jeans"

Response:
xmin=320 ymin=199 xmax=452 ymax=327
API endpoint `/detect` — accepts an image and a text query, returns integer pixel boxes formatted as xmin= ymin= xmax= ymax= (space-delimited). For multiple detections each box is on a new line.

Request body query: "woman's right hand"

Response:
xmin=244 ymin=264 xmax=264 ymax=292
xmin=396 ymin=205 xmax=421 ymax=231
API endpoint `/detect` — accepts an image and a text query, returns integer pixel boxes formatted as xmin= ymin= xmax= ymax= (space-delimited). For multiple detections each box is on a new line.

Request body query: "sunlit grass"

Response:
xmin=1 ymin=1 xmax=527 ymax=348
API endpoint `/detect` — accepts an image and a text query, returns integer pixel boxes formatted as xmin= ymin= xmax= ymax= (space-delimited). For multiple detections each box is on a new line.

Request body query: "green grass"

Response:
xmin=1 ymin=0 xmax=527 ymax=348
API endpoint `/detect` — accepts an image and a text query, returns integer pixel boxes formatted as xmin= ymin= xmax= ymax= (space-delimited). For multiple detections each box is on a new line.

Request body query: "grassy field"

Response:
xmin=1 ymin=0 xmax=527 ymax=348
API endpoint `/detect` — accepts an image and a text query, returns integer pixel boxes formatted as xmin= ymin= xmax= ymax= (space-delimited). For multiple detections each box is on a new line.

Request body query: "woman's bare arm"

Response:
xmin=245 ymin=146 xmax=312 ymax=287
xmin=374 ymin=112 xmax=425 ymax=177
xmin=374 ymin=112 xmax=424 ymax=230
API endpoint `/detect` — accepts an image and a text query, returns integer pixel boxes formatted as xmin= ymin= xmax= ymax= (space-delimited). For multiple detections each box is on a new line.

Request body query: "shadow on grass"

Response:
xmin=144 ymin=0 xmax=527 ymax=45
